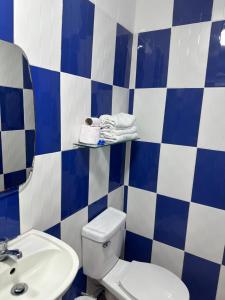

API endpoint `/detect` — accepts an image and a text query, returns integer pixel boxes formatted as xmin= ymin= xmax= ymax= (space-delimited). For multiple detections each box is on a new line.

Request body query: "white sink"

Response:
xmin=0 ymin=230 xmax=79 ymax=300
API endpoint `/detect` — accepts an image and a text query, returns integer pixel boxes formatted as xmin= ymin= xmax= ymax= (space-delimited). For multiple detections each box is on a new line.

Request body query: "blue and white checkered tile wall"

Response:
xmin=0 ymin=0 xmax=135 ymax=298
xmin=0 ymin=0 xmax=225 ymax=299
xmin=124 ymin=1 xmax=225 ymax=300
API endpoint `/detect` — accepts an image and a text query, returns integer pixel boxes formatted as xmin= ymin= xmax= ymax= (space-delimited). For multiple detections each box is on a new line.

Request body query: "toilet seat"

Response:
xmin=119 ymin=261 xmax=189 ymax=300
xmin=102 ymin=260 xmax=189 ymax=300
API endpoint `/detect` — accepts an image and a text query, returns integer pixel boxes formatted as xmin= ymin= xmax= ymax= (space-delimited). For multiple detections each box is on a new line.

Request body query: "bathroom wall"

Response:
xmin=0 ymin=0 xmax=135 ymax=298
xmin=124 ymin=1 xmax=225 ymax=299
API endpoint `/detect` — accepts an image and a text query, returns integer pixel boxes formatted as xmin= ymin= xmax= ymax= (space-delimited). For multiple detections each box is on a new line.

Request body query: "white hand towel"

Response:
xmin=100 ymin=126 xmax=137 ymax=139
xmin=100 ymin=113 xmax=136 ymax=129
xmin=79 ymin=125 xmax=100 ymax=145
xmin=102 ymin=132 xmax=139 ymax=143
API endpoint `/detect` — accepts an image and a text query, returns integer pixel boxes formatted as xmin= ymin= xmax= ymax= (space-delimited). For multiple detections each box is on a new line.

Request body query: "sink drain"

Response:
xmin=11 ymin=283 xmax=28 ymax=296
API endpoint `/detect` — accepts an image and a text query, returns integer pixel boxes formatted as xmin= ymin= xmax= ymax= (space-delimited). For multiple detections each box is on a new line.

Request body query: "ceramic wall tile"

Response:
xmin=19 ymin=152 xmax=61 ymax=233
xmin=135 ymin=0 xmax=174 ymax=33
xmin=61 ymin=73 xmax=91 ymax=149
xmin=14 ymin=0 xmax=63 ymax=71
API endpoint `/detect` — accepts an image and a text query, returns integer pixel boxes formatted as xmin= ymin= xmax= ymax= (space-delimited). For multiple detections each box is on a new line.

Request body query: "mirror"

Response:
xmin=0 ymin=40 xmax=35 ymax=192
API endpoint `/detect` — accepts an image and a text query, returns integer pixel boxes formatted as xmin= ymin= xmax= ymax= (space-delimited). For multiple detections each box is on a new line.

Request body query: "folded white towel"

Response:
xmin=100 ymin=113 xmax=136 ymax=129
xmin=102 ymin=132 xmax=139 ymax=143
xmin=100 ymin=126 xmax=137 ymax=139
xmin=79 ymin=125 xmax=100 ymax=145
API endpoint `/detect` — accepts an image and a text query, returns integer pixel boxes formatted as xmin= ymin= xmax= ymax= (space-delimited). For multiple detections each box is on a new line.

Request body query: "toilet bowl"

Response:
xmin=82 ymin=208 xmax=189 ymax=300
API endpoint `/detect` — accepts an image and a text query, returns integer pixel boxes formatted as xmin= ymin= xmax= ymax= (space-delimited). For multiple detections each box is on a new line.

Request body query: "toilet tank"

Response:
xmin=82 ymin=208 xmax=126 ymax=280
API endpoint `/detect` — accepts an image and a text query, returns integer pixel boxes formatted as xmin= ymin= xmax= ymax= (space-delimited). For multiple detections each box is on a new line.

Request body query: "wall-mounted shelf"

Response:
xmin=73 ymin=138 xmax=139 ymax=149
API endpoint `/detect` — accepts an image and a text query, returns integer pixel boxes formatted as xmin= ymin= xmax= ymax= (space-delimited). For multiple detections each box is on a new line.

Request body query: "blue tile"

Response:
xmin=109 ymin=143 xmax=126 ymax=192
xmin=61 ymin=149 xmax=89 ymax=220
xmin=23 ymin=56 xmax=32 ymax=89
xmin=31 ymin=67 xmax=61 ymax=155
xmin=62 ymin=268 xmax=87 ymax=300
xmin=162 ymin=89 xmax=203 ymax=147
xmin=0 ymin=87 xmax=24 ymax=131
xmin=128 ymin=90 xmax=134 ymax=114
xmin=123 ymin=186 xmax=128 ymax=213
xmin=113 ymin=24 xmax=133 ymax=88
xmin=0 ymin=189 xmax=20 ymax=239
xmin=91 ymin=81 xmax=112 ymax=117
xmin=4 ymin=170 xmax=26 ymax=191
xmin=45 ymin=223 xmax=61 ymax=239
xmin=182 ymin=253 xmax=220 ymax=300
xmin=206 ymin=21 xmax=225 ymax=87
xmin=124 ymin=231 xmax=152 ymax=263
xmin=88 ymin=196 xmax=107 ymax=221
xmin=129 ymin=141 xmax=160 ymax=192
xmin=61 ymin=0 xmax=95 ymax=78
xmin=173 ymin=0 xmax=213 ymax=26
xmin=136 ymin=29 xmax=171 ymax=88
xmin=154 ymin=195 xmax=189 ymax=250
xmin=25 ymin=130 xmax=35 ymax=168
xmin=192 ymin=149 xmax=225 ymax=210
xmin=0 ymin=0 xmax=13 ymax=42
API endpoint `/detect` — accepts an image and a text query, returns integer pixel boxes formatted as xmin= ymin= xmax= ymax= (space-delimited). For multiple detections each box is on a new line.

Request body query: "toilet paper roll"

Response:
xmin=79 ymin=125 xmax=100 ymax=145
xmin=85 ymin=117 xmax=101 ymax=127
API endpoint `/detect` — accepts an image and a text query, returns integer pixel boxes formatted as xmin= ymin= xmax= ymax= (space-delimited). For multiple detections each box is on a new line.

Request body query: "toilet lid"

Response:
xmin=119 ymin=261 xmax=189 ymax=300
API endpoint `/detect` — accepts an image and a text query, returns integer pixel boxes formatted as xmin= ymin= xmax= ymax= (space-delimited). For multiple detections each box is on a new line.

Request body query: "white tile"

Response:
xmin=19 ymin=152 xmax=61 ymax=233
xmin=129 ymin=34 xmax=138 ymax=89
xmin=157 ymin=144 xmax=197 ymax=201
xmin=108 ymin=186 xmax=124 ymax=211
xmin=112 ymin=86 xmax=129 ymax=115
xmin=0 ymin=40 xmax=23 ymax=88
xmin=94 ymin=0 xmax=136 ymax=32
xmin=198 ymin=88 xmax=225 ymax=151
xmin=212 ymin=0 xmax=225 ymax=21
xmin=61 ymin=207 xmax=88 ymax=268
xmin=14 ymin=0 xmax=63 ymax=71
xmin=167 ymin=22 xmax=211 ymax=88
xmin=61 ymin=73 xmax=91 ymax=150
xmin=124 ymin=142 xmax=131 ymax=186
xmin=134 ymin=0 xmax=173 ymax=33
xmin=91 ymin=7 xmax=116 ymax=85
xmin=117 ymin=0 xmax=136 ymax=32
xmin=185 ymin=203 xmax=225 ymax=264
xmin=216 ymin=266 xmax=225 ymax=300
xmin=94 ymin=0 xmax=119 ymax=22
xmin=88 ymin=147 xmax=110 ymax=205
xmin=126 ymin=187 xmax=156 ymax=239
xmin=151 ymin=241 xmax=184 ymax=278
xmin=23 ymin=89 xmax=35 ymax=130
xmin=133 ymin=89 xmax=166 ymax=143
xmin=2 ymin=131 xmax=26 ymax=173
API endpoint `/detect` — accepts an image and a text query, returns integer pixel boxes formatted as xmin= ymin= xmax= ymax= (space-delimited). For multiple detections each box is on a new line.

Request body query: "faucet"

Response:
xmin=0 ymin=238 xmax=22 ymax=262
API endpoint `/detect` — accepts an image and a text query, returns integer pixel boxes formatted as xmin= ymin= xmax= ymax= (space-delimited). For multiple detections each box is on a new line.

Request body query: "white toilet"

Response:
xmin=82 ymin=207 xmax=189 ymax=300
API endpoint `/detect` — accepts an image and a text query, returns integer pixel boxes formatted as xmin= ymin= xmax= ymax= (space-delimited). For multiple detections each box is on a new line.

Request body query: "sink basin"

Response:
xmin=0 ymin=230 xmax=79 ymax=300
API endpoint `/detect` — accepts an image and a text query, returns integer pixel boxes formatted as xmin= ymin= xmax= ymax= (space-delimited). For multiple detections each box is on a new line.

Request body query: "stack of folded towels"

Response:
xmin=79 ymin=113 xmax=138 ymax=145
xmin=99 ymin=113 xmax=138 ymax=143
